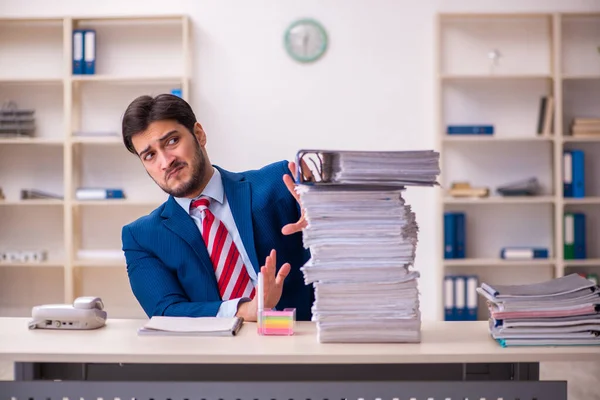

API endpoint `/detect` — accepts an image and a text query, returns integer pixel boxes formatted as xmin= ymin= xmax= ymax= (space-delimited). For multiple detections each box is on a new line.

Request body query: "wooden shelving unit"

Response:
xmin=0 ymin=15 xmax=191 ymax=319
xmin=436 ymin=12 xmax=600 ymax=321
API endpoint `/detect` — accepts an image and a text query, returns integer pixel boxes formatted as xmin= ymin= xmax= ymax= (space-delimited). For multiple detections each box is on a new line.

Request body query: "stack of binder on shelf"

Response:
xmin=444 ymin=274 xmax=478 ymax=321
xmin=477 ymin=274 xmax=600 ymax=347
xmin=0 ymin=101 xmax=35 ymax=137
xmin=296 ymin=149 xmax=440 ymax=343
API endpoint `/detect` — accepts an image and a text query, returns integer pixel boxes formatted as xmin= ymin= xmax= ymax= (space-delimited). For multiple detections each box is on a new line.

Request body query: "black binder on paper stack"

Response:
xmin=295 ymin=149 xmax=440 ymax=343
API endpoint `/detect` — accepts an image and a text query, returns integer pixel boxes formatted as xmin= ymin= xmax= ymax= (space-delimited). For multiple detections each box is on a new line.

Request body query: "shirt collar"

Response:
xmin=174 ymin=167 xmax=224 ymax=214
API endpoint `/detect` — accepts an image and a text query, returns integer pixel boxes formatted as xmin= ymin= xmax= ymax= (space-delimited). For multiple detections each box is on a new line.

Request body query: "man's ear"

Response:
xmin=194 ymin=122 xmax=206 ymax=146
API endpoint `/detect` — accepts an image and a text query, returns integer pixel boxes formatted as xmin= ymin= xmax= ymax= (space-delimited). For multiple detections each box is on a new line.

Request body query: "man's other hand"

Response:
xmin=282 ymin=161 xmax=309 ymax=235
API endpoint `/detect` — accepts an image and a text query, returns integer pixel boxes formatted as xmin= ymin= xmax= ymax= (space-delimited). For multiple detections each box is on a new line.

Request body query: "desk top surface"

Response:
xmin=1 ymin=318 xmax=599 ymax=364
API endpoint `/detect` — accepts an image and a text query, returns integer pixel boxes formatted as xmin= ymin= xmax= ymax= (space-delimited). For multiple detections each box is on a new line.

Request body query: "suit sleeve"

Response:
xmin=122 ymin=225 xmax=222 ymax=318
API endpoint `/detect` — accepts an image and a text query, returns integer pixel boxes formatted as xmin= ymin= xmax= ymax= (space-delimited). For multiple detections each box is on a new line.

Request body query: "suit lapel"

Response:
xmin=218 ymin=166 xmax=260 ymax=274
xmin=161 ymin=196 xmax=214 ymax=277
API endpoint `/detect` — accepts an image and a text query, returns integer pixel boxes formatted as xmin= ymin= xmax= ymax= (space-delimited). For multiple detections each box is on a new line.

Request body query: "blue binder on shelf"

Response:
xmin=444 ymin=275 xmax=455 ymax=321
xmin=443 ymin=212 xmax=466 ymax=259
xmin=444 ymin=274 xmax=479 ymax=321
xmin=443 ymin=213 xmax=455 ymax=259
xmin=72 ymin=29 xmax=85 ymax=75
xmin=574 ymin=213 xmax=587 ymax=259
xmin=83 ymin=29 xmax=96 ymax=74
xmin=446 ymin=125 xmax=494 ymax=135
xmin=453 ymin=275 xmax=466 ymax=321
xmin=500 ymin=247 xmax=549 ymax=259
xmin=465 ymin=275 xmax=478 ymax=321
xmin=563 ymin=150 xmax=585 ymax=198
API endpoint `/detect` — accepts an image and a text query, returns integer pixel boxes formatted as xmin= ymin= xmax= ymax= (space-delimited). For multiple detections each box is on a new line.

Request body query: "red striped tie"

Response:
xmin=191 ymin=197 xmax=255 ymax=300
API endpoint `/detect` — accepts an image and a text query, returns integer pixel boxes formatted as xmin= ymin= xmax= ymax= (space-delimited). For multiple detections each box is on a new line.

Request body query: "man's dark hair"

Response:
xmin=122 ymin=94 xmax=198 ymax=154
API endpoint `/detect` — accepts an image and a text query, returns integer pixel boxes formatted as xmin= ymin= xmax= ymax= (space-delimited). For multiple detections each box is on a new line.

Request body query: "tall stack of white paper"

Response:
xmin=477 ymin=273 xmax=600 ymax=347
xmin=297 ymin=150 xmax=440 ymax=343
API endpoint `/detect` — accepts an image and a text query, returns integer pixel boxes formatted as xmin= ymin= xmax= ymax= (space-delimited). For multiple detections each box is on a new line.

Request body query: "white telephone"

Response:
xmin=28 ymin=296 xmax=107 ymax=330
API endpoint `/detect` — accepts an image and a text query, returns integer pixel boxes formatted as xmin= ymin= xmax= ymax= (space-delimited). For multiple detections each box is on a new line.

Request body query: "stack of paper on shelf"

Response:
xmin=570 ymin=118 xmax=600 ymax=137
xmin=477 ymin=273 xmax=600 ymax=347
xmin=296 ymin=150 xmax=440 ymax=343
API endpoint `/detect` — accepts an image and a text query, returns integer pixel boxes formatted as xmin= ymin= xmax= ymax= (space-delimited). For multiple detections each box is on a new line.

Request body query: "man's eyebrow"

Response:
xmin=138 ymin=130 xmax=178 ymax=157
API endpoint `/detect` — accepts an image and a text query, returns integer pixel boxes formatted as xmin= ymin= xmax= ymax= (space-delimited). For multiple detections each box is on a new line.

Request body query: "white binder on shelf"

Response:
xmin=72 ymin=30 xmax=84 ymax=74
xmin=83 ymin=29 xmax=96 ymax=74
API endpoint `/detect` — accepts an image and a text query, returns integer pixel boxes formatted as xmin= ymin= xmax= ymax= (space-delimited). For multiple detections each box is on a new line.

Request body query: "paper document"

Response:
xmin=296 ymin=149 xmax=440 ymax=343
xmin=138 ymin=316 xmax=243 ymax=337
xmin=477 ymin=273 xmax=600 ymax=347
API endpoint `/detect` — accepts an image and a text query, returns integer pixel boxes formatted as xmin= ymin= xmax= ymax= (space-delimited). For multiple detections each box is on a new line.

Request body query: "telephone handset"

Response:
xmin=29 ymin=296 xmax=107 ymax=330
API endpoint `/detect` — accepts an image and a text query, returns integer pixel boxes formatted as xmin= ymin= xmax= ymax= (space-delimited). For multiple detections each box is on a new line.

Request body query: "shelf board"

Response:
xmin=440 ymin=74 xmax=552 ymax=81
xmin=72 ymin=199 xmax=163 ymax=206
xmin=0 ymin=199 xmax=64 ymax=206
xmin=73 ymin=15 xmax=185 ymax=22
xmin=0 ymin=137 xmax=63 ymax=145
xmin=74 ymin=259 xmax=125 ymax=268
xmin=0 ymin=77 xmax=63 ymax=84
xmin=562 ymin=136 xmax=600 ymax=142
xmin=563 ymin=259 xmax=600 ymax=267
xmin=442 ymin=135 xmax=552 ymax=142
xmin=563 ymin=197 xmax=600 ymax=205
xmin=0 ymin=261 xmax=64 ymax=268
xmin=71 ymin=75 xmax=185 ymax=84
xmin=71 ymin=136 xmax=121 ymax=144
xmin=444 ymin=258 xmax=555 ymax=267
xmin=444 ymin=196 xmax=554 ymax=205
xmin=562 ymin=74 xmax=600 ymax=80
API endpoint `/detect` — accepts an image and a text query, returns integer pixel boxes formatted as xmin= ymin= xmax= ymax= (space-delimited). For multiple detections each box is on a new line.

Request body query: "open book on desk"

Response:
xmin=138 ymin=316 xmax=244 ymax=337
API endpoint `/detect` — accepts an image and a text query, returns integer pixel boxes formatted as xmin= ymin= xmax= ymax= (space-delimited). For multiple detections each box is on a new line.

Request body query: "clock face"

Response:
xmin=284 ymin=19 xmax=328 ymax=63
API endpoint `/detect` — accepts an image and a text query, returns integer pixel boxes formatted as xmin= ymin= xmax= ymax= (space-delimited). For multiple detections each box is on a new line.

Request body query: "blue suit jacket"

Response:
xmin=122 ymin=161 xmax=313 ymax=321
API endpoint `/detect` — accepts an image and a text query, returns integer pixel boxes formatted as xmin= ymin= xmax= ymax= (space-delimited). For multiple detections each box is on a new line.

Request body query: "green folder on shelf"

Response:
xmin=564 ymin=213 xmax=575 ymax=260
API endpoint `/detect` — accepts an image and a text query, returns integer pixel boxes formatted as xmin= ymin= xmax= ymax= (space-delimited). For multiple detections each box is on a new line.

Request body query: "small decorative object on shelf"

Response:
xmin=0 ymin=250 xmax=47 ymax=264
xmin=21 ymin=189 xmax=63 ymax=200
xmin=496 ymin=177 xmax=541 ymax=196
xmin=0 ymin=101 xmax=35 ymax=138
xmin=487 ymin=48 xmax=502 ymax=74
xmin=0 ymin=187 xmax=4 ymax=200
xmin=448 ymin=182 xmax=490 ymax=198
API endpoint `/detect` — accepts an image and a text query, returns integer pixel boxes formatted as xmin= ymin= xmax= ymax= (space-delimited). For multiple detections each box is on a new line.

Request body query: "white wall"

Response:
xmin=2 ymin=0 xmax=600 ymax=321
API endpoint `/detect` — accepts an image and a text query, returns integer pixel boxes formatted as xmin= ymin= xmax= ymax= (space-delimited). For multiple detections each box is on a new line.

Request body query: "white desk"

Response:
xmin=1 ymin=317 xmax=588 ymax=400
xmin=1 ymin=317 xmax=599 ymax=364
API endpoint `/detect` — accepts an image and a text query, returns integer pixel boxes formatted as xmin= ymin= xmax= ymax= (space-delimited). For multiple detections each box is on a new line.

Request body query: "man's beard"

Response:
xmin=154 ymin=140 xmax=206 ymax=198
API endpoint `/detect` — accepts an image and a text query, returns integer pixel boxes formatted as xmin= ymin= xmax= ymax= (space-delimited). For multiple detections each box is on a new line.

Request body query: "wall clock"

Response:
xmin=284 ymin=18 xmax=328 ymax=63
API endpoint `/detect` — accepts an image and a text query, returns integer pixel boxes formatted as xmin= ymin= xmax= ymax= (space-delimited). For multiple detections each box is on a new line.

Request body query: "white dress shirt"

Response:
xmin=174 ymin=167 xmax=257 ymax=317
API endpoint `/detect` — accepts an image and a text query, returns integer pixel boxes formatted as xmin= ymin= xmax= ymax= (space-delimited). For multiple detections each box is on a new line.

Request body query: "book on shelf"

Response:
xmin=569 ymin=118 xmax=600 ymax=137
xmin=536 ymin=95 xmax=554 ymax=136
xmin=448 ymin=182 xmax=489 ymax=198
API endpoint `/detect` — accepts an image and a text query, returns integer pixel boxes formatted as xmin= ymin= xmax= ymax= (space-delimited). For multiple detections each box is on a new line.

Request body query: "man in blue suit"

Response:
xmin=120 ymin=94 xmax=313 ymax=321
